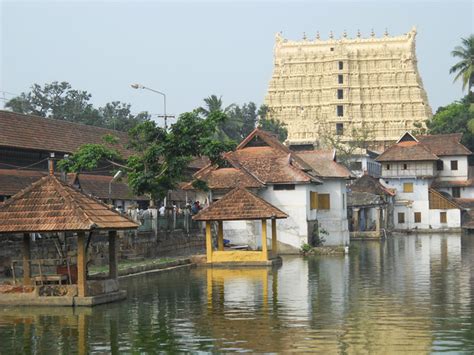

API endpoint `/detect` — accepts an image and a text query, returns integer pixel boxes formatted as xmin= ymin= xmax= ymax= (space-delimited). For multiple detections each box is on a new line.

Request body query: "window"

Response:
xmin=330 ymin=47 xmax=334 ymax=51
xmin=350 ymin=161 xmax=362 ymax=170
xmin=318 ymin=194 xmax=331 ymax=210
xmin=436 ymin=160 xmax=444 ymax=171
xmin=402 ymin=163 xmax=408 ymax=170
xmin=310 ymin=191 xmax=318 ymax=210
xmin=337 ymin=105 xmax=344 ymax=117
xmin=452 ymin=187 xmax=461 ymax=198
xmin=336 ymin=123 xmax=344 ymax=135
xmin=338 ymin=61 xmax=343 ymax=70
xmin=273 ymin=184 xmax=295 ymax=190
xmin=414 ymin=212 xmax=421 ymax=223
xmin=451 ymin=160 xmax=458 ymax=170
xmin=338 ymin=74 xmax=343 ymax=84
xmin=337 ymin=89 xmax=343 ymax=99
xmin=386 ymin=164 xmax=390 ymax=170
xmin=440 ymin=211 xmax=447 ymax=224
xmin=403 ymin=182 xmax=413 ymax=193
xmin=398 ymin=212 xmax=405 ymax=224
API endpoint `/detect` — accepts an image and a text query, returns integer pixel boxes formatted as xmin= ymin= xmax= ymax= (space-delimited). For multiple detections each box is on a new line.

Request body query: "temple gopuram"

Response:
xmin=264 ymin=27 xmax=432 ymax=150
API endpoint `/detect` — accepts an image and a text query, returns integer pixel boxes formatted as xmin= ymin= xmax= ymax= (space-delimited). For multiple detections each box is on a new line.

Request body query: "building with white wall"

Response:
xmin=184 ymin=129 xmax=352 ymax=251
xmin=376 ymin=132 xmax=472 ymax=232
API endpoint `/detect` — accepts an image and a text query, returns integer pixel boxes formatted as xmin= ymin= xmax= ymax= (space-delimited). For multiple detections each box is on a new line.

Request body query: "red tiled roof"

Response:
xmin=0 ymin=169 xmax=146 ymax=201
xmin=296 ymin=150 xmax=352 ymax=179
xmin=431 ymin=178 xmax=474 ymax=188
xmin=0 ymin=110 xmax=130 ymax=156
xmin=417 ymin=134 xmax=472 ymax=156
xmin=351 ymin=174 xmax=395 ymax=196
xmin=376 ymin=141 xmax=439 ymax=162
xmin=182 ymin=166 xmax=263 ymax=190
xmin=192 ymin=187 xmax=288 ymax=221
xmin=0 ymin=174 xmax=138 ymax=233
xmin=69 ymin=173 xmax=148 ymax=201
xmin=377 ymin=132 xmax=472 ymax=162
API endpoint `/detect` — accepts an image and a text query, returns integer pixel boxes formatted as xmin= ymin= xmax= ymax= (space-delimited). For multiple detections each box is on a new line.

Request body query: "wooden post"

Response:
xmin=205 ymin=221 xmax=213 ymax=263
xmin=108 ymin=230 xmax=118 ymax=280
xmin=217 ymin=221 xmax=224 ymax=251
xmin=261 ymin=219 xmax=268 ymax=260
xmin=77 ymin=231 xmax=87 ymax=297
xmin=22 ymin=233 xmax=31 ymax=286
xmin=271 ymin=219 xmax=277 ymax=256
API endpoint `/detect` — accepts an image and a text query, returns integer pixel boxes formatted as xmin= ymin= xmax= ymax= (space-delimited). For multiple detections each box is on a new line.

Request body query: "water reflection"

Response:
xmin=0 ymin=234 xmax=473 ymax=353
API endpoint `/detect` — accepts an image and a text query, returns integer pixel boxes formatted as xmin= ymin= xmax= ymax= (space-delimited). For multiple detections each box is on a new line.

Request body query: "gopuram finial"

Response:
xmin=303 ymin=32 xmax=307 ymax=40
xmin=343 ymin=29 xmax=347 ymax=38
xmin=316 ymin=31 xmax=320 ymax=40
xmin=329 ymin=31 xmax=334 ymax=39
xmin=357 ymin=29 xmax=361 ymax=38
xmin=371 ymin=28 xmax=375 ymax=37
xmin=384 ymin=28 xmax=389 ymax=37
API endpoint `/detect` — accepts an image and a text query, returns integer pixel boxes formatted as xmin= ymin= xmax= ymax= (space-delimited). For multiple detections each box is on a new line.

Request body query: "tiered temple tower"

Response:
xmin=264 ymin=27 xmax=432 ymax=150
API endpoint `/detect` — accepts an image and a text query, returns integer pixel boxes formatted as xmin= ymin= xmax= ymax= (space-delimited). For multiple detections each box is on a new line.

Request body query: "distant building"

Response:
xmin=345 ymin=148 xmax=382 ymax=178
xmin=376 ymin=132 xmax=472 ymax=231
xmin=0 ymin=110 xmax=147 ymax=208
xmin=265 ymin=28 xmax=432 ymax=150
xmin=185 ymin=129 xmax=352 ymax=251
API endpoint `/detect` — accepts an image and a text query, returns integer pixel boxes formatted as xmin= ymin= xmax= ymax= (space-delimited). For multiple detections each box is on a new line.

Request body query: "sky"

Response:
xmin=1 ymin=0 xmax=473 ymax=125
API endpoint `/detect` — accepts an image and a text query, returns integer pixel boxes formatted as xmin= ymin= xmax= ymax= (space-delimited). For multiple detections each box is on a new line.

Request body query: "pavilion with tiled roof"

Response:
xmin=193 ymin=187 xmax=287 ymax=265
xmin=0 ymin=167 xmax=138 ymax=306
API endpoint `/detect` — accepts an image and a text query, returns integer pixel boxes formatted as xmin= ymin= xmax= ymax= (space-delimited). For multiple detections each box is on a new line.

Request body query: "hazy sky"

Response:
xmin=1 ymin=0 xmax=473 ymax=124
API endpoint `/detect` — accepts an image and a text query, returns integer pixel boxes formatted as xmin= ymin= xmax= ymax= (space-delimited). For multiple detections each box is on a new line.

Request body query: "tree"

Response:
xmin=59 ymin=110 xmax=235 ymax=201
xmin=319 ymin=122 xmax=375 ymax=166
xmin=5 ymin=81 xmax=149 ymax=131
xmin=425 ymin=93 xmax=474 ymax=154
xmin=257 ymin=105 xmax=288 ymax=142
xmin=450 ymin=35 xmax=474 ymax=92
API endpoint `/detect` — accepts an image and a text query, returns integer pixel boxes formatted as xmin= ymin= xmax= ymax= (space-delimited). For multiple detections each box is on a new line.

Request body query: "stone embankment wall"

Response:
xmin=0 ymin=229 xmax=205 ymax=275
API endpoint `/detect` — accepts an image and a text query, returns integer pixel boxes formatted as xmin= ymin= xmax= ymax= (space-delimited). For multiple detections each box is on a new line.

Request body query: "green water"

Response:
xmin=1 ymin=234 xmax=473 ymax=353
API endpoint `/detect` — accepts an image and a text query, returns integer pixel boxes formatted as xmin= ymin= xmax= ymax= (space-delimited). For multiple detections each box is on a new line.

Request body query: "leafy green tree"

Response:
xmin=257 ymin=105 xmax=288 ymax=142
xmin=450 ymin=35 xmax=474 ymax=91
xmin=5 ymin=81 xmax=149 ymax=131
xmin=426 ymin=93 xmax=474 ymax=153
xmin=60 ymin=110 xmax=235 ymax=202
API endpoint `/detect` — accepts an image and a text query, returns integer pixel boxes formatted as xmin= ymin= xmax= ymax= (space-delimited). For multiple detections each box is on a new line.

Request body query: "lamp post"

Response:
xmin=131 ymin=83 xmax=170 ymax=129
xmin=109 ymin=170 xmax=123 ymax=206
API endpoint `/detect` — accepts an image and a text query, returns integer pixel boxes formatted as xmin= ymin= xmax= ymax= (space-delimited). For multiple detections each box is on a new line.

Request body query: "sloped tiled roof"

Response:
xmin=417 ymin=134 xmax=472 ymax=156
xmin=0 ymin=169 xmax=146 ymax=201
xmin=192 ymin=187 xmax=288 ymax=221
xmin=376 ymin=140 xmax=439 ymax=162
xmin=351 ymin=174 xmax=395 ymax=196
xmin=182 ymin=166 xmax=263 ymax=190
xmin=431 ymin=178 xmax=474 ymax=188
xmin=296 ymin=149 xmax=352 ymax=179
xmin=0 ymin=174 xmax=138 ymax=233
xmin=0 ymin=110 xmax=130 ymax=156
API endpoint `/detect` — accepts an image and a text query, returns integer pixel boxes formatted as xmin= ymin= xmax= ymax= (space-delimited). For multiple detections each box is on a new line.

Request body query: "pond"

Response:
xmin=1 ymin=234 xmax=473 ymax=353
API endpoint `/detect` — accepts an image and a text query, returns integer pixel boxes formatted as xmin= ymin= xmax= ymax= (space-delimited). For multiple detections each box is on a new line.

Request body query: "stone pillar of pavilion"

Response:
xmin=108 ymin=230 xmax=118 ymax=280
xmin=22 ymin=233 xmax=31 ymax=286
xmin=271 ymin=218 xmax=278 ymax=255
xmin=217 ymin=221 xmax=224 ymax=251
xmin=375 ymin=207 xmax=381 ymax=235
xmin=353 ymin=208 xmax=360 ymax=232
xmin=261 ymin=219 xmax=268 ymax=261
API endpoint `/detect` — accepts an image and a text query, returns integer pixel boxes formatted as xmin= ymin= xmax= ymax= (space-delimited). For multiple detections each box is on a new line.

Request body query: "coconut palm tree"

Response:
xmin=197 ymin=95 xmax=235 ymax=116
xmin=450 ymin=35 xmax=474 ymax=92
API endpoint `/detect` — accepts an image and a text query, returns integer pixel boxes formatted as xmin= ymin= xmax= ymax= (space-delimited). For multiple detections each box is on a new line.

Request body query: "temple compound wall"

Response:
xmin=264 ymin=28 xmax=432 ymax=150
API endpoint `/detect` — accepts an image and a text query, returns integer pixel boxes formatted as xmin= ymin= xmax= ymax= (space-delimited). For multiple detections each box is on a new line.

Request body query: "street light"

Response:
xmin=130 ymin=83 xmax=170 ymax=129
xmin=109 ymin=170 xmax=123 ymax=206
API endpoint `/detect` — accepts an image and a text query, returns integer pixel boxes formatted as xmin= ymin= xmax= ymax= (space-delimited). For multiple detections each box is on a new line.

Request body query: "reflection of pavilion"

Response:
xmin=0 ymin=168 xmax=138 ymax=306
xmin=193 ymin=187 xmax=287 ymax=265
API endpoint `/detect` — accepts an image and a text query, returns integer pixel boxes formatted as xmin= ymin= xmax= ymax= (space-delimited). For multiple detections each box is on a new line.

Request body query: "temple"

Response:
xmin=264 ymin=27 xmax=432 ymax=150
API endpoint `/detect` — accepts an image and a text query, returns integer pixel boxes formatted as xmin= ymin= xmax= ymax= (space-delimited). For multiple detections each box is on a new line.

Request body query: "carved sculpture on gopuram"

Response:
xmin=264 ymin=27 xmax=432 ymax=151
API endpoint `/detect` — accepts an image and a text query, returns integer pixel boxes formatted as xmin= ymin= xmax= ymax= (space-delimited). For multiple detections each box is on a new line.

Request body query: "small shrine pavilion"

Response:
xmin=193 ymin=187 xmax=288 ymax=265
xmin=0 ymin=172 xmax=138 ymax=306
